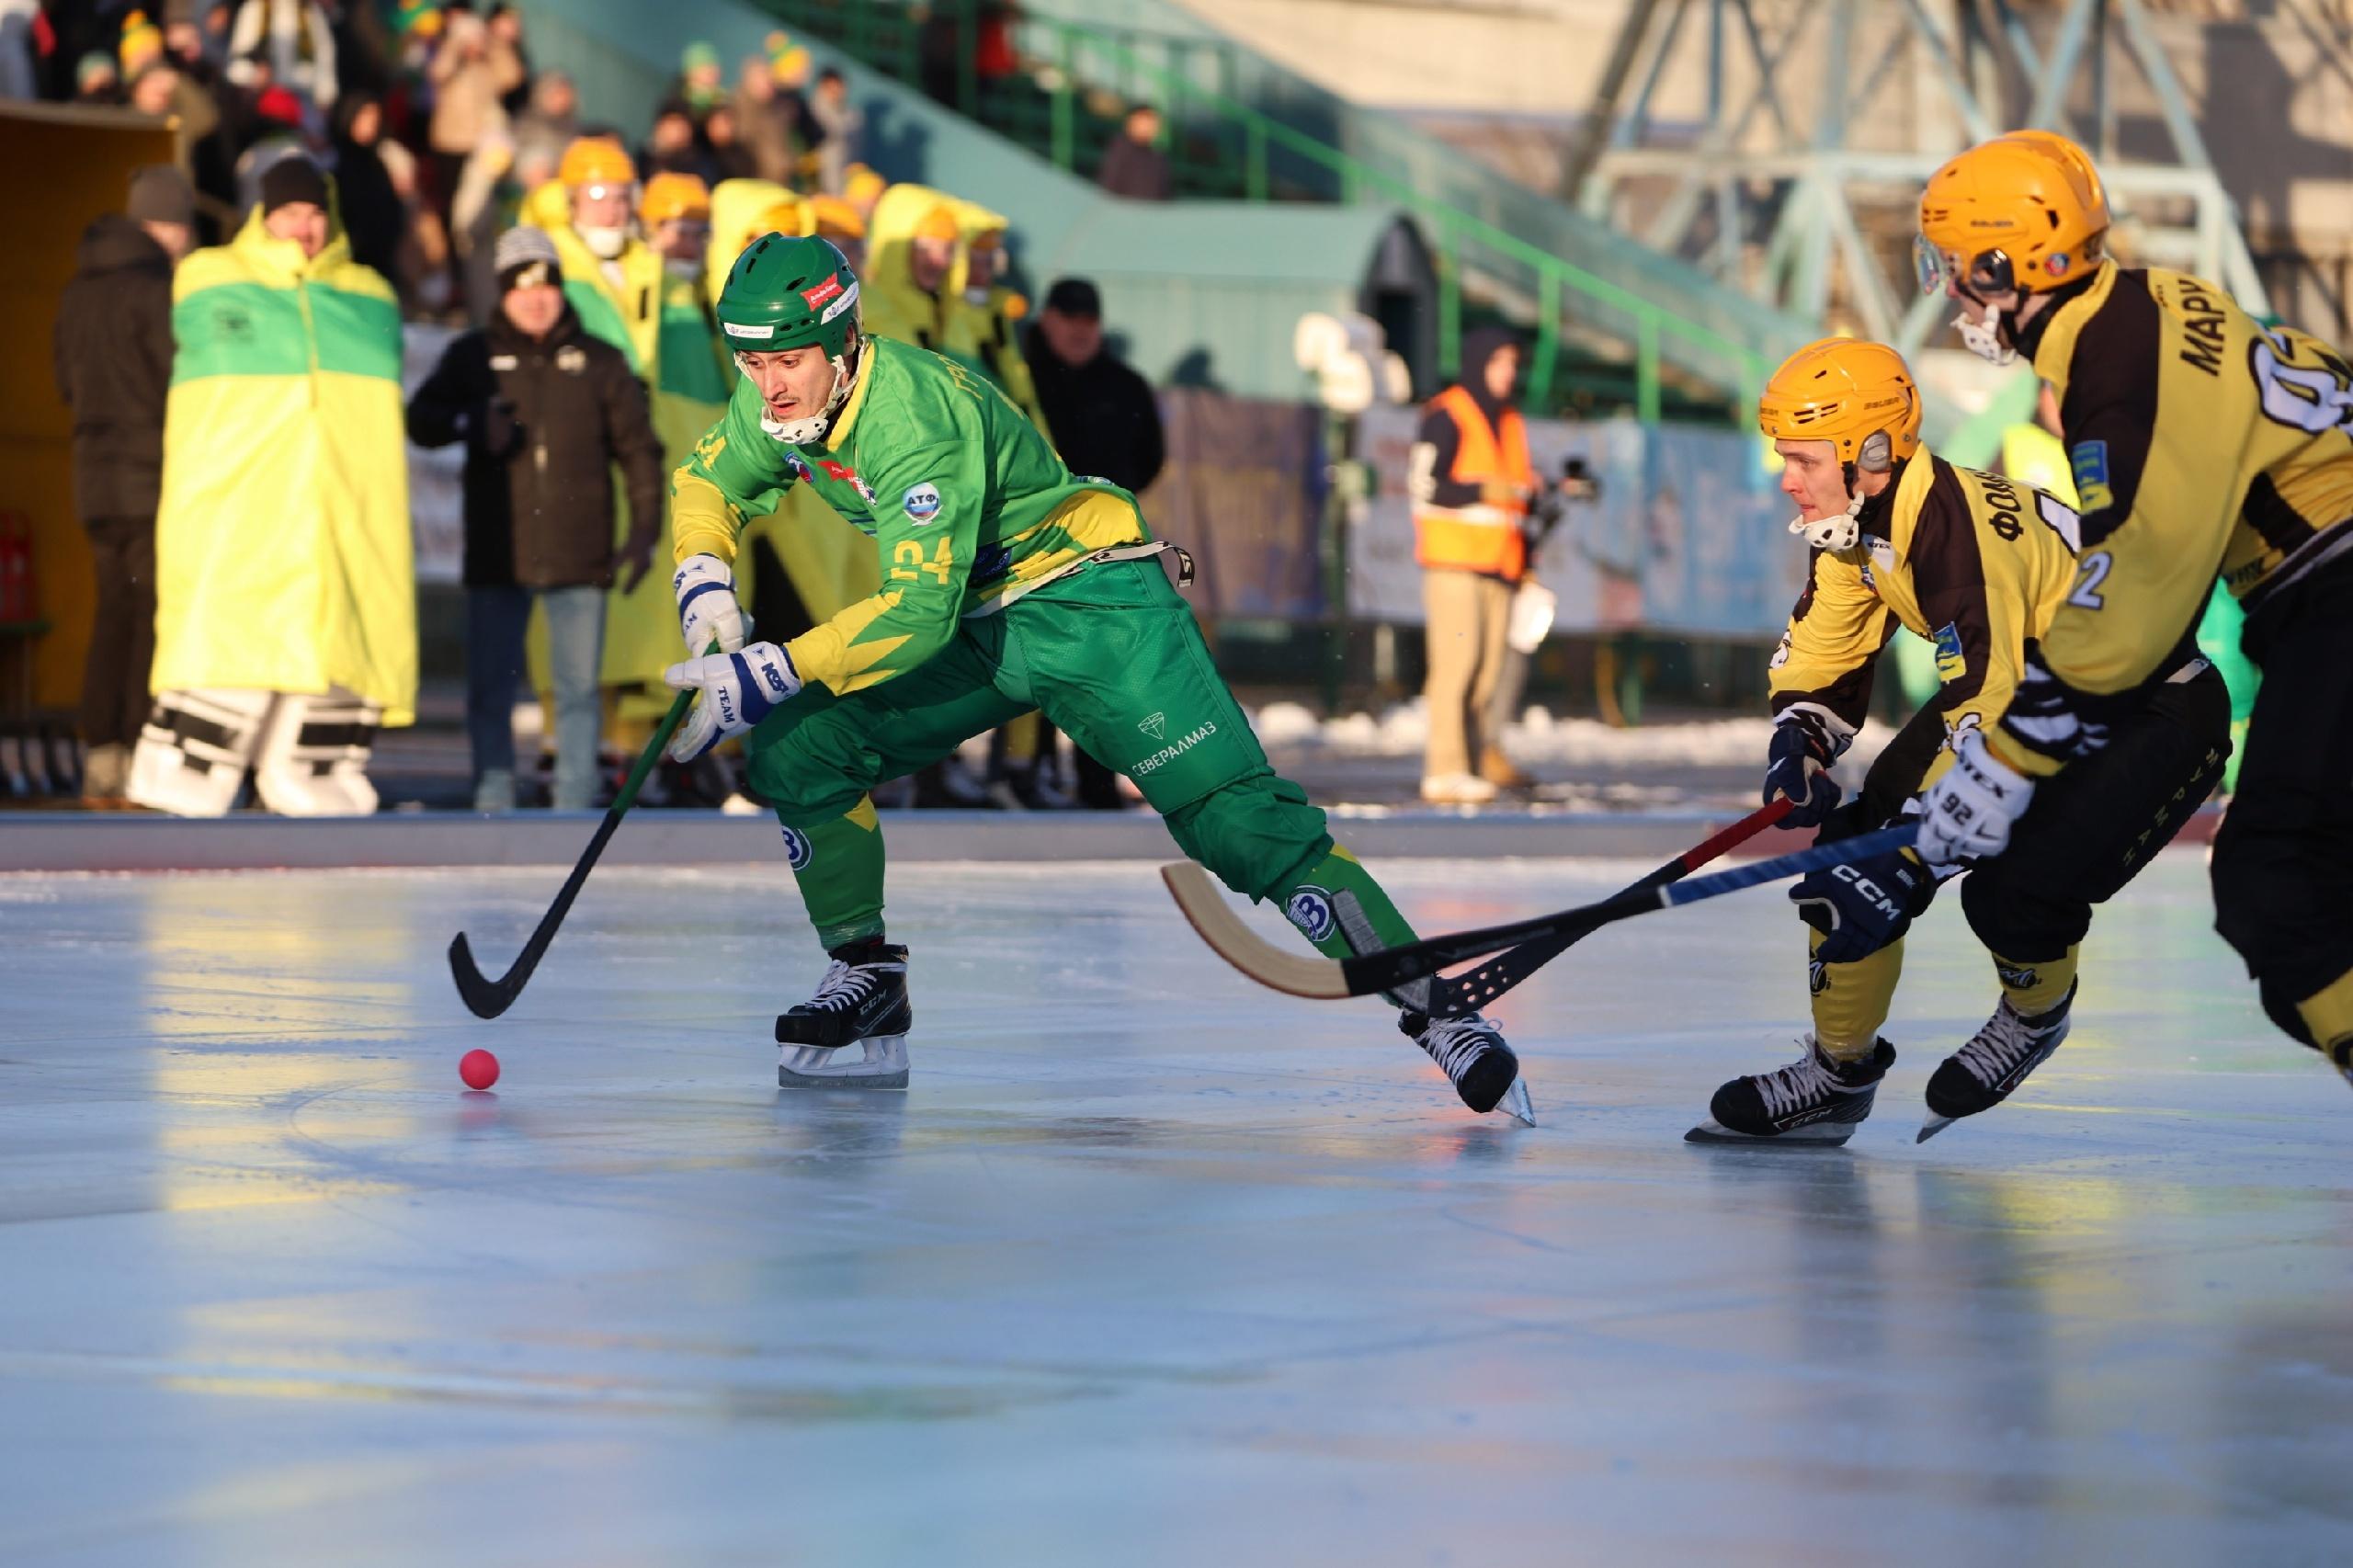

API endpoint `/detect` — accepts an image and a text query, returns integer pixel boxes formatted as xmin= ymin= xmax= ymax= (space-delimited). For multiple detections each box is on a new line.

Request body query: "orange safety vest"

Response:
xmin=1414 ymin=384 xmax=1535 ymax=579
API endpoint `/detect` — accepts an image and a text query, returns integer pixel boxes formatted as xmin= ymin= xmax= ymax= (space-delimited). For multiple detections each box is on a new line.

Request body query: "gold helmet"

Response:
xmin=1758 ymin=338 xmax=1922 ymax=470
xmin=1916 ymin=130 xmax=2110 ymax=300
xmin=557 ymin=135 xmax=636 ymax=192
xmin=639 ymin=171 xmax=711 ymax=227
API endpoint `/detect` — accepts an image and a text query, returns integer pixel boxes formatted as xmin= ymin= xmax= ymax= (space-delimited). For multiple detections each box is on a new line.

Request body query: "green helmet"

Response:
xmin=716 ymin=233 xmax=860 ymax=358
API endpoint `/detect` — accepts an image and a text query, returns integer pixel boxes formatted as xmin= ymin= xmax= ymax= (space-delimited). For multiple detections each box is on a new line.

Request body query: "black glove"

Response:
xmin=476 ymin=397 xmax=520 ymax=458
xmin=1763 ymin=714 xmax=1842 ymax=827
xmin=1790 ymin=846 xmax=1935 ymax=965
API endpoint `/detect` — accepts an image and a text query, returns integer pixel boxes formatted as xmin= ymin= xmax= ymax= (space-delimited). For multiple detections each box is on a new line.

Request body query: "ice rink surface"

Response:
xmin=3 ymin=851 xmax=2349 ymax=1567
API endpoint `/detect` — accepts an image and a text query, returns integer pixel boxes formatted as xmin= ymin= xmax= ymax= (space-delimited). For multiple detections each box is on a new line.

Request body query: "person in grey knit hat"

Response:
xmin=407 ymin=225 xmax=664 ymax=812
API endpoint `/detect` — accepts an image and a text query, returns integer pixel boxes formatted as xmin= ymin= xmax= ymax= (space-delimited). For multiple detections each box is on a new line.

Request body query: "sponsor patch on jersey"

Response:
xmin=781 ymin=450 xmax=813 ymax=483
xmin=1138 ymin=711 xmax=1166 ymax=740
xmin=779 ymin=825 xmax=813 ymax=870
xmin=1933 ymin=621 xmax=1968 ymax=683
xmin=2070 ymin=440 xmax=2114 ymax=512
xmin=1285 ymin=886 xmax=1336 ymax=943
xmin=903 ymin=483 xmax=942 ymax=523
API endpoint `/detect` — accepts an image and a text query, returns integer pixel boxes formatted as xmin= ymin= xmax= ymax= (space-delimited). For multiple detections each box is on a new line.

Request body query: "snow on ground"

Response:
xmin=1254 ymin=698 xmax=1896 ymax=769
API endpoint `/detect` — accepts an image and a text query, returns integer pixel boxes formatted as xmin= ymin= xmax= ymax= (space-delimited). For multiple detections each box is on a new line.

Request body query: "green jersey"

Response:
xmin=670 ymin=335 xmax=1147 ymax=694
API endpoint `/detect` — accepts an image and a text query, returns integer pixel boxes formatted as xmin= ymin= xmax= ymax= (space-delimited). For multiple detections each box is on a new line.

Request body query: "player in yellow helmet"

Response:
xmin=1688 ymin=338 xmax=2230 ymax=1144
xmin=1915 ymin=131 xmax=2353 ymax=1092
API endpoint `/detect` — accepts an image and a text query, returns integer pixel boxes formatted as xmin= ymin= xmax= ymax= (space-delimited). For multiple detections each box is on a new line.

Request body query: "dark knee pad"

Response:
xmin=1959 ymin=863 xmax=2089 ymax=963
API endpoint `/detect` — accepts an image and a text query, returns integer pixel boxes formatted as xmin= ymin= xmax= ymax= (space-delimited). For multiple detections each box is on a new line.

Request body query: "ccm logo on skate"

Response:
xmin=1132 ymin=721 xmax=1216 ymax=778
xmin=779 ymin=826 xmax=814 ymax=869
xmin=1285 ymin=887 xmax=1336 ymax=942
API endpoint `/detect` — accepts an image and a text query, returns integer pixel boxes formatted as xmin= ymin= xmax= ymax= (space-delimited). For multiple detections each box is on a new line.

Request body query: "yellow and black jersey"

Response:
xmin=1769 ymin=446 xmax=2078 ymax=800
xmin=1997 ymin=261 xmax=2353 ymax=774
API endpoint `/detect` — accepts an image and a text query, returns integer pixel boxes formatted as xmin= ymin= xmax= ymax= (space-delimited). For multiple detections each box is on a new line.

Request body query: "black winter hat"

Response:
xmin=259 ymin=156 xmax=329 ymax=214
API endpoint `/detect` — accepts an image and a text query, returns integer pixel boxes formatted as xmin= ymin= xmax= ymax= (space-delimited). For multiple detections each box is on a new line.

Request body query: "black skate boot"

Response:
xmin=776 ymin=940 xmax=913 ymax=1090
xmin=2329 ymin=1038 xmax=2353 ymax=1092
xmin=1400 ymin=1010 xmax=1536 ymax=1124
xmin=1686 ymin=1035 xmax=1895 ymax=1146
xmin=1917 ymin=983 xmax=2075 ymax=1142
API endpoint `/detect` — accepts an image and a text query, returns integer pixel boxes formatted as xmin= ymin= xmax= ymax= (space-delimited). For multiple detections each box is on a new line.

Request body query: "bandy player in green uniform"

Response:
xmin=659 ymin=234 xmax=1534 ymax=1121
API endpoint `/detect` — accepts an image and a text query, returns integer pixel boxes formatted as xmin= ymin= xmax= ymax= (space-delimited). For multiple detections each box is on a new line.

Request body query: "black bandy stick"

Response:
xmin=1164 ymin=820 xmax=1910 ymax=1003
xmin=1418 ymin=800 xmax=1795 ymax=1017
xmin=449 ymin=661 xmax=704 ymax=1019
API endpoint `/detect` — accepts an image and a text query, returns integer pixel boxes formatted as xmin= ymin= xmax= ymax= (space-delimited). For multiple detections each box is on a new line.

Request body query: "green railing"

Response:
xmin=756 ymin=0 xmax=1769 ymax=424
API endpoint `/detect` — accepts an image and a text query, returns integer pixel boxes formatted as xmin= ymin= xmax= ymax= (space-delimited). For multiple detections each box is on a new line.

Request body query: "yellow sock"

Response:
xmin=2295 ymin=965 xmax=2353 ymax=1051
xmin=1992 ymin=946 xmax=2078 ymax=1019
xmin=1809 ymin=932 xmax=1902 ymax=1062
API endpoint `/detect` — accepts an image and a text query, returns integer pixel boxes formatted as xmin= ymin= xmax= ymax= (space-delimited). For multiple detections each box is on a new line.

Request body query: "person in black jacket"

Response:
xmin=1021 ymin=276 xmax=1168 ymax=808
xmin=51 ymin=165 xmax=193 ymax=808
xmin=407 ymin=228 xmax=664 ymax=812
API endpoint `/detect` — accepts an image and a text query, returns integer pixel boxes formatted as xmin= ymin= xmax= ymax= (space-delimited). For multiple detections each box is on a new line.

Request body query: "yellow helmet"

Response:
xmin=805 ymin=194 xmax=866 ymax=241
xmin=1758 ymin=338 xmax=1922 ymax=471
xmin=558 ymin=136 xmax=635 ymax=192
xmin=639 ymin=171 xmax=711 ymax=227
xmin=1917 ymin=130 xmax=2110 ymax=298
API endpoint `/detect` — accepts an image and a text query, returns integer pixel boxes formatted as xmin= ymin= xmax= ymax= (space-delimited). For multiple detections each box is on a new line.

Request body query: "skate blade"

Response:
xmin=1915 ymin=1113 xmax=1956 ymax=1143
xmin=1684 ymin=1119 xmax=1856 ymax=1148
xmin=778 ymin=1035 xmax=909 ymax=1092
xmin=1499 ymin=1078 xmax=1537 ymax=1127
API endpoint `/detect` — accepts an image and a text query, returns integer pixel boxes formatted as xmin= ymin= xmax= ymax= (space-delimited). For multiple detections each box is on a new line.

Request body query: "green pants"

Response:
xmin=745 ymin=559 xmax=1421 ymax=971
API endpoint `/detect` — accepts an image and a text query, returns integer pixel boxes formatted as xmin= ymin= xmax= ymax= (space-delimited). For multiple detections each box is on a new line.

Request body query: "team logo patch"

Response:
xmin=779 ymin=826 xmax=813 ymax=870
xmin=904 ymin=483 xmax=942 ymax=523
xmin=1286 ymin=886 xmax=1336 ymax=943
xmin=2071 ymin=440 xmax=2114 ymax=512
xmin=1138 ymin=711 xmax=1166 ymax=740
xmin=1995 ymin=960 xmax=2040 ymax=991
xmin=2046 ymin=251 xmax=2070 ymax=278
xmin=1933 ymin=621 xmax=1968 ymax=684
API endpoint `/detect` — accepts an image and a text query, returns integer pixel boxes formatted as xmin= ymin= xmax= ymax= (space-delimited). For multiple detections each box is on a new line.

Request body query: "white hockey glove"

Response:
xmin=663 ymin=642 xmax=801 ymax=763
xmin=673 ymin=553 xmax=746 ymax=658
xmin=1916 ymin=728 xmax=2035 ymax=867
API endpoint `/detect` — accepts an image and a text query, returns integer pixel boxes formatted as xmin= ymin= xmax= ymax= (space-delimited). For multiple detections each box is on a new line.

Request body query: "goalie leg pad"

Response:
xmin=127 ymin=688 xmax=273 ymax=815
xmin=253 ymin=688 xmax=382 ymax=816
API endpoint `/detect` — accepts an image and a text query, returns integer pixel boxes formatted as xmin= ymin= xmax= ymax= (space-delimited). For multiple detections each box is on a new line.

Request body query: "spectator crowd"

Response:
xmin=33 ymin=2 xmax=1166 ymax=815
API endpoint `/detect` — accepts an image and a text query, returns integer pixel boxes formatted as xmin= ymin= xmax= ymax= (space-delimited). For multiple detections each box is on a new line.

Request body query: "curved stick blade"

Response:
xmin=448 ymin=932 xmax=518 ymax=1020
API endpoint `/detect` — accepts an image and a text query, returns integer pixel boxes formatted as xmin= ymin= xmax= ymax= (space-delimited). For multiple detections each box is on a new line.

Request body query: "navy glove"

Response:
xmin=1790 ymin=846 xmax=1935 ymax=966
xmin=1763 ymin=714 xmax=1843 ymax=827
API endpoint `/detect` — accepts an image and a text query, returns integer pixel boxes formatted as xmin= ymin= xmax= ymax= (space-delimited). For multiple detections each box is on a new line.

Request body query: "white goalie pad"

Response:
xmin=253 ymin=689 xmax=382 ymax=817
xmin=127 ymin=687 xmax=274 ymax=816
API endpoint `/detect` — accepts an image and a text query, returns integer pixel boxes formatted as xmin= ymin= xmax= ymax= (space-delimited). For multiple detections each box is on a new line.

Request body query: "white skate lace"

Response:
xmin=1419 ymin=1015 xmax=1501 ymax=1082
xmin=1950 ymin=1004 xmax=2038 ymax=1089
xmin=1755 ymin=1042 xmax=1846 ymax=1119
xmin=804 ymin=957 xmax=896 ymax=1013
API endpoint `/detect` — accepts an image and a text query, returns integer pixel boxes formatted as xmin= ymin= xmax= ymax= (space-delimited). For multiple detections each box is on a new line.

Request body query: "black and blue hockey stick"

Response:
xmin=1162 ymin=824 xmax=1915 ymax=1002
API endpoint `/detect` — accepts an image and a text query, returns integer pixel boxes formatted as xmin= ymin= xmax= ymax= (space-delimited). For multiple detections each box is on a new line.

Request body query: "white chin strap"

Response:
xmin=1954 ymin=299 xmax=2018 ymax=366
xmin=756 ymin=352 xmax=855 ymax=445
xmin=578 ymin=224 xmax=628 ymax=260
xmin=1789 ymin=492 xmax=1864 ymax=552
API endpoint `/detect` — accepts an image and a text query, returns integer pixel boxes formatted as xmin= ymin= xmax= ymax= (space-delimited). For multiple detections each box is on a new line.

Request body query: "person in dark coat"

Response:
xmin=329 ymin=91 xmax=404 ymax=291
xmin=1021 ymin=276 xmax=1169 ymax=809
xmin=406 ymin=228 xmax=665 ymax=812
xmin=1097 ymin=105 xmax=1173 ymax=200
xmin=51 ymin=165 xmax=193 ymax=808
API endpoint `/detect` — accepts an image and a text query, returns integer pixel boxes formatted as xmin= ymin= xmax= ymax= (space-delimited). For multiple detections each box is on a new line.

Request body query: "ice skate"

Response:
xmin=1687 ymin=1034 xmax=1893 ymax=1146
xmin=777 ymin=941 xmax=913 ymax=1090
xmin=1401 ymin=1009 xmax=1534 ymax=1123
xmin=1917 ymin=983 xmax=2074 ymax=1142
xmin=2330 ymin=1038 xmax=2353 ymax=1093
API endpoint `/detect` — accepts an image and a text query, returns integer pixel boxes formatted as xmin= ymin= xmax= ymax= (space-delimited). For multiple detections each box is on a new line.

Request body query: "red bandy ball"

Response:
xmin=460 ymin=1049 xmax=501 ymax=1090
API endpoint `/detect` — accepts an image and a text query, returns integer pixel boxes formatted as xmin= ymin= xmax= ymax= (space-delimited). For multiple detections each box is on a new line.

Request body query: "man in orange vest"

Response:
xmin=1409 ymin=327 xmax=1537 ymax=803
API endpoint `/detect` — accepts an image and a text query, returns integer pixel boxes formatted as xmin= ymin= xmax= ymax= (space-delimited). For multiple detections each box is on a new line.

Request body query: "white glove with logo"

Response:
xmin=663 ymin=642 xmax=801 ymax=763
xmin=1916 ymin=728 xmax=2035 ymax=867
xmin=673 ymin=553 xmax=746 ymax=658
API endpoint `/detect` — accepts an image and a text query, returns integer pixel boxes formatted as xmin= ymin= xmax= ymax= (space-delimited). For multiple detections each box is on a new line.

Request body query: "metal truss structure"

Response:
xmin=1571 ymin=0 xmax=2274 ymax=353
